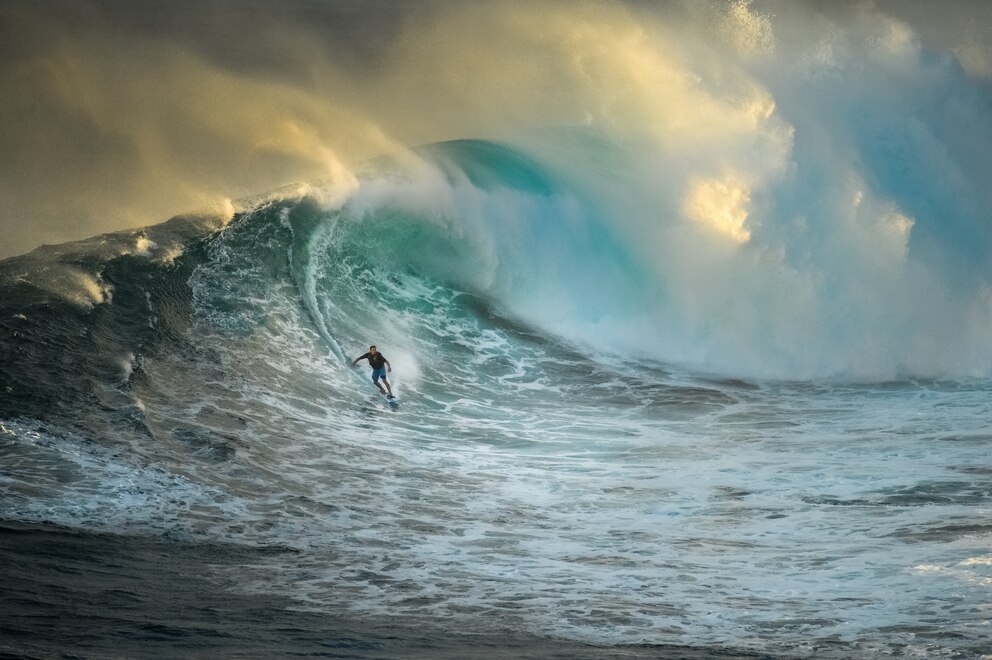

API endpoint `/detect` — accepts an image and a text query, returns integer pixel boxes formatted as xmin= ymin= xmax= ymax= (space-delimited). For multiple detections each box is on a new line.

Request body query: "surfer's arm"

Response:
xmin=351 ymin=353 xmax=366 ymax=367
xmin=385 ymin=358 xmax=392 ymax=372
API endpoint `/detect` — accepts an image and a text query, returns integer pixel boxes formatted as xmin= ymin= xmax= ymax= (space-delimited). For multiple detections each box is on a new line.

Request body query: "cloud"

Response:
xmin=0 ymin=0 xmax=774 ymax=257
xmin=0 ymin=0 xmax=416 ymax=257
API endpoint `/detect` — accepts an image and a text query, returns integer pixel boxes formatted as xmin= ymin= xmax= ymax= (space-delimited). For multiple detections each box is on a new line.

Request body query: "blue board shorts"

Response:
xmin=371 ymin=366 xmax=387 ymax=382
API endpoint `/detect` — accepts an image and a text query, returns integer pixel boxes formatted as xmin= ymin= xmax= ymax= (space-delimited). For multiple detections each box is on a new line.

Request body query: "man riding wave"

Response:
xmin=352 ymin=344 xmax=394 ymax=399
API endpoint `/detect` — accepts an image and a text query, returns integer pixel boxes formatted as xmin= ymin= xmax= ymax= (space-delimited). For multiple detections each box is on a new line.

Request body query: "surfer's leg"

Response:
xmin=381 ymin=377 xmax=393 ymax=397
xmin=372 ymin=369 xmax=386 ymax=394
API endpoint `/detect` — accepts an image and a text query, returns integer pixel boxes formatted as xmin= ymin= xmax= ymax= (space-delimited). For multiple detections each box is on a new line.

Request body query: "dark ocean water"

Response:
xmin=1 ymin=522 xmax=785 ymax=659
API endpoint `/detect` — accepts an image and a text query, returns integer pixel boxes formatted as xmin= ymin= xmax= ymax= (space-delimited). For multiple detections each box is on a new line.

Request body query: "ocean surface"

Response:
xmin=2 ymin=140 xmax=992 ymax=658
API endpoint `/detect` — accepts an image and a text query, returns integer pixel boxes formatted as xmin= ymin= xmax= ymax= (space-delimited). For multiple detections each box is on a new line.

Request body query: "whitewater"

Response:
xmin=4 ymin=1 xmax=992 ymax=656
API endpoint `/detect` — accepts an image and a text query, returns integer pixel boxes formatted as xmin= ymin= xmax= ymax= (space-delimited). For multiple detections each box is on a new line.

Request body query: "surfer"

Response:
xmin=351 ymin=345 xmax=394 ymax=399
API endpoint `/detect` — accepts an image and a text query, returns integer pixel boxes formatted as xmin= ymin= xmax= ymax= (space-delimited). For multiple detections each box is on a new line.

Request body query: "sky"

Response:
xmin=1 ymin=0 xmax=991 ymax=259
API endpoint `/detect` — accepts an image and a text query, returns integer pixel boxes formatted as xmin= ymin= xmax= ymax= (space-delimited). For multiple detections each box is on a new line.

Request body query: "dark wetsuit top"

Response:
xmin=358 ymin=352 xmax=387 ymax=369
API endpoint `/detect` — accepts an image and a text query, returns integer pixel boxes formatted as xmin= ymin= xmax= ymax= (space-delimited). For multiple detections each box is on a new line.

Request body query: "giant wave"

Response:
xmin=3 ymin=136 xmax=992 ymax=658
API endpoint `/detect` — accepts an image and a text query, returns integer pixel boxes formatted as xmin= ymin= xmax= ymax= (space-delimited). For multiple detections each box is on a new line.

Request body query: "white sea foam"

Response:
xmin=133 ymin=235 xmax=158 ymax=257
xmin=0 ymin=420 xmax=247 ymax=536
